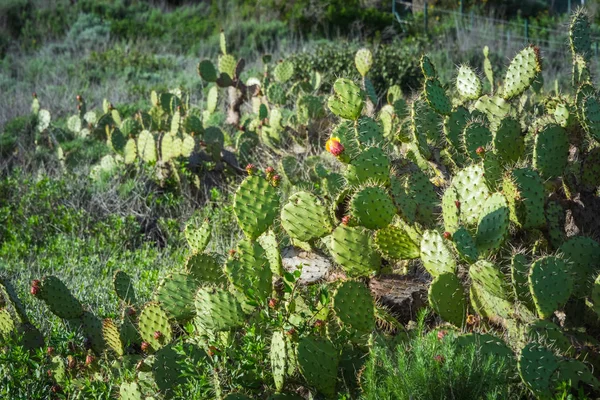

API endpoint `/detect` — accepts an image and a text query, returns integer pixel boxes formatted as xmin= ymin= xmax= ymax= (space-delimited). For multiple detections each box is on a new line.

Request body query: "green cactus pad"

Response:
xmin=267 ymin=83 xmax=287 ymax=105
xmin=428 ymin=272 xmax=466 ymax=328
xmin=456 ymin=333 xmax=514 ymax=361
xmin=452 ymin=164 xmax=490 ymax=226
xmin=483 ymin=46 xmax=494 ymax=90
xmin=124 ymin=138 xmax=137 ymax=164
xmin=345 ymin=147 xmax=390 ymax=186
xmin=511 ymin=253 xmax=533 ymax=308
xmin=271 ymin=331 xmax=287 ymax=391
xmin=502 ymin=46 xmax=541 ymax=100
xmin=273 ymin=60 xmax=294 ymax=83
xmin=194 ymin=287 xmax=245 ymax=332
xmin=559 ymin=236 xmax=600 ymax=298
xmin=502 ymin=168 xmax=546 ymax=229
xmin=412 ymin=97 xmax=443 ymax=147
xmin=356 ymin=116 xmax=384 ymax=147
xmin=355 ymin=48 xmax=373 ymax=77
xmin=120 ymin=381 xmax=142 ymax=400
xmin=184 ymin=217 xmax=211 ymax=253
xmin=518 ymin=343 xmax=559 ymax=399
xmin=533 ymin=124 xmax=569 ymax=179
xmin=581 ymin=147 xmax=600 ymax=189
xmin=469 ymin=260 xmax=511 ymax=301
xmin=218 ymin=54 xmax=237 ymax=79
xmin=420 ymin=55 xmax=437 ymax=78
xmin=330 ymin=225 xmax=381 ymax=277
xmin=281 ymin=191 xmax=332 ymax=242
xmin=0 ymin=308 xmax=14 ymax=339
xmin=38 ymin=276 xmax=84 ymax=320
xmin=327 ymin=78 xmax=364 ymax=121
xmin=463 ymin=121 xmax=492 ymax=160
xmin=492 ymin=116 xmax=523 ymax=164
xmin=373 ymin=225 xmax=420 ymax=260
xmin=473 ymin=95 xmax=513 ymax=130
xmin=525 ymin=320 xmax=573 ymax=356
xmin=443 ymin=106 xmax=469 ymax=154
xmin=452 ymin=228 xmax=479 ymax=263
xmin=138 ymin=302 xmax=172 ymax=351
xmin=233 ymin=175 xmax=279 ymax=240
xmin=349 ymin=185 xmax=395 ymax=230
xmin=424 ymin=78 xmax=452 ymax=116
xmin=390 ymin=176 xmax=418 ymax=223
xmin=456 ymin=65 xmax=482 ymax=100
xmin=545 ymin=200 xmax=565 ymax=249
xmin=137 ymin=130 xmax=157 ymax=163
xmin=0 ymin=278 xmax=30 ymax=324
xmin=441 ymin=186 xmax=460 ymax=234
xmin=80 ymin=311 xmax=106 ymax=354
xmin=475 ymin=192 xmax=509 ymax=253
xmin=186 ymin=253 xmax=226 ymax=285
xmin=551 ymin=359 xmax=600 ymax=392
xmin=581 ymin=95 xmax=600 ymax=142
xmin=156 ymin=272 xmax=198 ymax=322
xmin=102 ymin=319 xmax=124 ymax=356
xmin=333 ymin=280 xmax=375 ymax=333
xmin=225 ymin=239 xmax=272 ymax=306
xmin=113 ymin=270 xmax=136 ymax=305
xmin=469 ymin=283 xmax=513 ymax=320
xmin=198 ymin=60 xmax=218 ymax=82
xmin=529 ymin=256 xmax=573 ymax=319
xmin=420 ymin=230 xmax=456 ymax=277
xmin=258 ymin=230 xmax=283 ymax=277
xmin=570 ymin=9 xmax=591 ymax=60
xmin=297 ymin=336 xmax=339 ymax=398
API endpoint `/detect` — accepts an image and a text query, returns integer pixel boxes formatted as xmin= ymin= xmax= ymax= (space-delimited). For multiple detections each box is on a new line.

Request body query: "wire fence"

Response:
xmin=392 ymin=0 xmax=600 ymax=58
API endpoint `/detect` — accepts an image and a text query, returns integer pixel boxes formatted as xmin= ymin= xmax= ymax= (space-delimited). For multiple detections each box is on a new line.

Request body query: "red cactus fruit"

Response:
xmin=325 ymin=137 xmax=344 ymax=157
xmin=153 ymin=331 xmax=163 ymax=340
xmin=228 ymin=249 xmax=236 ymax=256
xmin=341 ymin=215 xmax=351 ymax=225
xmin=286 ymin=328 xmax=296 ymax=336
xmin=434 ymin=354 xmax=445 ymax=364
xmin=271 ymin=174 xmax=281 ymax=187
xmin=265 ymin=166 xmax=275 ymax=178
xmin=443 ymin=231 xmax=452 ymax=240
xmin=30 ymin=285 xmax=40 ymax=296
xmin=455 ymin=200 xmax=461 ymax=209
xmin=245 ymin=164 xmax=256 ymax=175
xmin=437 ymin=330 xmax=448 ymax=341
xmin=46 ymin=346 xmax=55 ymax=356
xmin=141 ymin=341 xmax=150 ymax=352
xmin=314 ymin=319 xmax=325 ymax=328
xmin=32 ymin=279 xmax=41 ymax=287
xmin=476 ymin=146 xmax=485 ymax=156
xmin=85 ymin=354 xmax=95 ymax=365
xmin=268 ymin=298 xmax=278 ymax=308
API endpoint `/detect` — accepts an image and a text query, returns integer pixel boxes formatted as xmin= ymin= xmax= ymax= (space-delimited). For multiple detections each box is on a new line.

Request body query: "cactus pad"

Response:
xmin=137 ymin=130 xmax=157 ymax=163
xmin=570 ymin=9 xmax=591 ymax=60
xmin=420 ymin=230 xmax=456 ymax=277
xmin=529 ymin=256 xmax=573 ymax=319
xmin=463 ymin=121 xmax=492 ymax=160
xmin=38 ymin=276 xmax=84 ymax=320
xmin=470 ymin=260 xmax=511 ymax=301
xmin=492 ymin=116 xmax=523 ymax=164
xmin=184 ymin=217 xmax=212 ymax=253
xmin=424 ymin=78 xmax=451 ymax=116
xmin=233 ymin=175 xmax=279 ymax=240
xmin=559 ymin=236 xmax=600 ymax=298
xmin=428 ymin=272 xmax=466 ymax=327
xmin=186 ymin=253 xmax=226 ymax=285
xmin=273 ymin=60 xmax=294 ymax=83
xmin=281 ymin=191 xmax=332 ymax=242
xmin=156 ymin=272 xmax=198 ymax=322
xmin=271 ymin=331 xmax=287 ymax=391
xmin=224 ymin=239 xmax=272 ymax=306
xmin=373 ymin=225 xmax=420 ymax=260
xmin=138 ymin=302 xmax=172 ymax=351
xmin=102 ymin=319 xmax=124 ymax=356
xmin=349 ymin=185 xmax=395 ymax=230
xmin=297 ymin=336 xmax=339 ymax=397
xmin=451 ymin=164 xmax=489 ymax=226
xmin=511 ymin=253 xmax=533 ymax=308
xmin=533 ymin=124 xmax=569 ymax=179
xmin=330 ymin=225 xmax=381 ymax=277
xmin=456 ymin=65 xmax=482 ymax=100
xmin=475 ymin=192 xmax=509 ymax=253
xmin=345 ymin=147 xmax=390 ymax=186
xmin=198 ymin=60 xmax=218 ymax=82
xmin=518 ymin=343 xmax=559 ymax=399
xmin=355 ymin=48 xmax=373 ymax=77
xmin=194 ymin=287 xmax=245 ymax=332
xmin=113 ymin=270 xmax=136 ymax=305
xmin=452 ymin=228 xmax=479 ymax=263
xmin=443 ymin=106 xmax=469 ymax=154
xmin=0 ymin=308 xmax=14 ymax=339
xmin=502 ymin=168 xmax=545 ymax=229
xmin=502 ymin=46 xmax=541 ymax=100
xmin=420 ymin=55 xmax=437 ymax=78
xmin=327 ymin=78 xmax=364 ymax=121
xmin=333 ymin=280 xmax=375 ymax=333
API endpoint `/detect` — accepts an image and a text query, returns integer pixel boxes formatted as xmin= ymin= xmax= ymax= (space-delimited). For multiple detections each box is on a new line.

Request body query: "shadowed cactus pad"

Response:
xmin=333 ymin=280 xmax=375 ymax=333
xmin=297 ymin=336 xmax=339 ymax=398
xmin=492 ymin=116 xmax=523 ymax=164
xmin=559 ymin=236 xmax=600 ymax=298
xmin=475 ymin=192 xmax=509 ymax=253
xmin=570 ymin=9 xmax=591 ymax=60
xmin=428 ymin=272 xmax=466 ymax=327
xmin=138 ymin=302 xmax=172 ymax=351
xmin=463 ymin=121 xmax=492 ymax=160
xmin=194 ymin=287 xmax=245 ymax=332
xmin=38 ymin=276 xmax=84 ymax=320
xmin=420 ymin=230 xmax=456 ymax=277
xmin=330 ymin=225 xmax=381 ymax=277
xmin=424 ymin=78 xmax=451 ymax=116
xmin=184 ymin=217 xmax=212 ymax=253
xmin=233 ymin=175 xmax=279 ymax=240
xmin=518 ymin=343 xmax=559 ymax=399
xmin=529 ymin=256 xmax=573 ymax=319
xmin=113 ymin=270 xmax=136 ymax=305
xmin=533 ymin=123 xmax=569 ymax=179
xmin=225 ymin=239 xmax=272 ymax=306
xmin=452 ymin=228 xmax=478 ymax=263
xmin=186 ymin=253 xmax=226 ymax=285
xmin=281 ymin=192 xmax=332 ymax=242
xmin=349 ymin=185 xmax=395 ymax=230
xmin=503 ymin=168 xmax=545 ymax=229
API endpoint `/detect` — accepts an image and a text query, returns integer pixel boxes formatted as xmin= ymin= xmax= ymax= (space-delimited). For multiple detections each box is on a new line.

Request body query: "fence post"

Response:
xmin=568 ymin=0 xmax=571 ymax=14
xmin=525 ymin=19 xmax=529 ymax=43
xmin=424 ymin=2 xmax=428 ymax=36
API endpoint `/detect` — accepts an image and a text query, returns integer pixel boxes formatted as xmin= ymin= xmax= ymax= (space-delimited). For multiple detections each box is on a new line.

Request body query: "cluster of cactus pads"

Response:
xmin=4 ymin=8 xmax=600 ymax=400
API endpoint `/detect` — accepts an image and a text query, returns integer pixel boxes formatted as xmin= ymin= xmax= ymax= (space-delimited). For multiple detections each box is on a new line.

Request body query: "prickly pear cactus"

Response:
xmin=102 ymin=319 xmax=124 ymax=357
xmin=327 ymin=78 xmax=364 ymax=121
xmin=297 ymin=336 xmax=339 ymax=398
xmin=224 ymin=239 xmax=272 ymax=308
xmin=349 ymin=185 xmax=395 ymax=230
xmin=155 ymin=272 xmax=198 ymax=322
xmin=502 ymin=46 xmax=541 ymax=100
xmin=281 ymin=192 xmax=332 ymax=242
xmin=37 ymin=276 xmax=84 ymax=320
xmin=518 ymin=343 xmax=559 ymax=399
xmin=233 ymin=174 xmax=279 ymax=240
xmin=184 ymin=217 xmax=212 ymax=253
xmin=475 ymin=192 xmax=509 ymax=253
xmin=373 ymin=225 xmax=420 ymax=260
xmin=194 ymin=287 xmax=245 ymax=332
xmin=138 ymin=302 xmax=172 ymax=351
xmin=420 ymin=230 xmax=456 ymax=277
xmin=114 ymin=270 xmax=136 ymax=305
xmin=428 ymin=272 xmax=466 ymax=327
xmin=529 ymin=256 xmax=573 ymax=319
xmin=355 ymin=48 xmax=373 ymax=77
xmin=271 ymin=330 xmax=287 ymax=392
xmin=186 ymin=253 xmax=226 ymax=285
xmin=456 ymin=65 xmax=482 ymax=100
xmin=332 ymin=280 xmax=375 ymax=334
xmin=330 ymin=225 xmax=381 ymax=277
